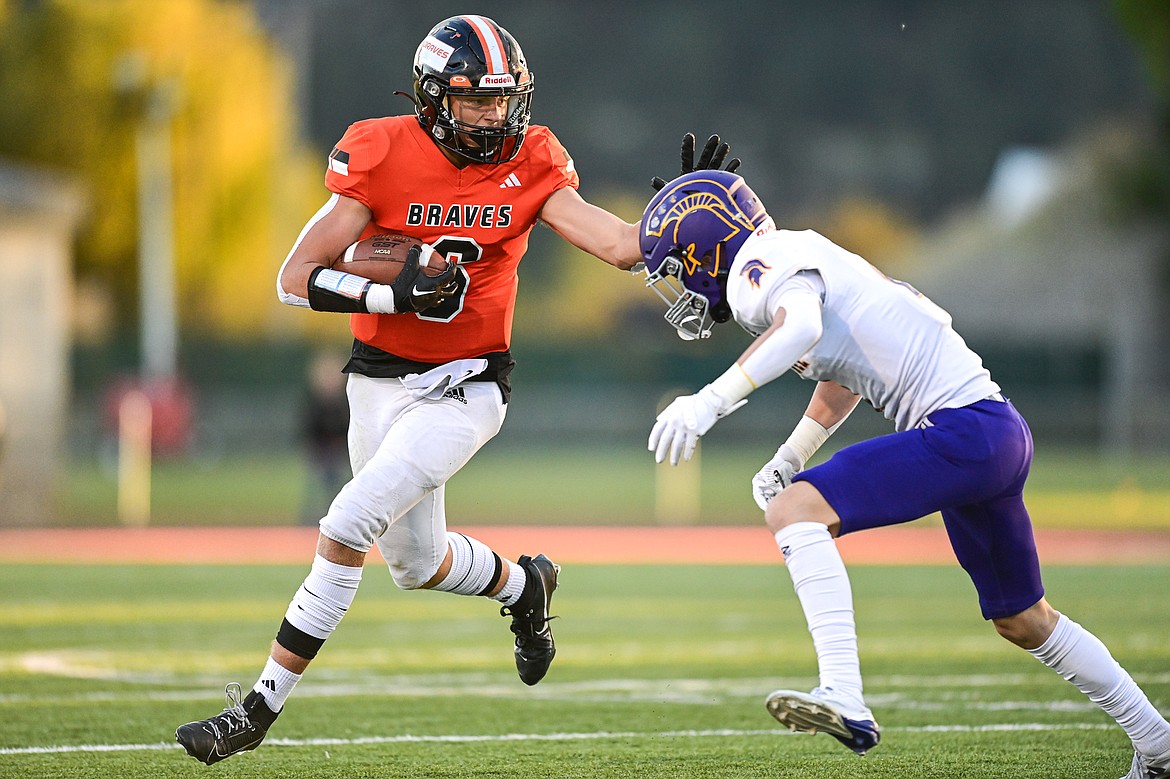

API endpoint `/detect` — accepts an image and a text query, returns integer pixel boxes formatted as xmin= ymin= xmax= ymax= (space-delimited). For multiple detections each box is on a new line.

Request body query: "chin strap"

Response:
xmin=393 ymin=90 xmax=419 ymax=108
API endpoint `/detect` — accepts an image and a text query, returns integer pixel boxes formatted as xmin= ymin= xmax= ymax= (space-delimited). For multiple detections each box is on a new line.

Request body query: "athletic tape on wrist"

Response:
xmin=708 ymin=363 xmax=757 ymax=408
xmin=783 ymin=415 xmax=832 ymax=466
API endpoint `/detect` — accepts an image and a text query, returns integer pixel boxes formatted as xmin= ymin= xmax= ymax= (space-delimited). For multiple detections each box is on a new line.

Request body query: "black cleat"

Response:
xmin=176 ymin=682 xmax=279 ymax=765
xmin=500 ymin=553 xmax=559 ymax=685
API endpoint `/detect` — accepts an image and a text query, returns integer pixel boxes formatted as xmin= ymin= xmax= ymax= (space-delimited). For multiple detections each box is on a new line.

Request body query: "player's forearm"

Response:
xmin=594 ymin=220 xmax=642 ymax=270
xmin=558 ymin=212 xmax=640 ymax=269
xmin=805 ymin=380 xmax=861 ymax=431
xmin=700 ymin=293 xmax=824 ymax=417
xmin=772 ymin=382 xmax=859 ymax=470
xmin=735 ymin=290 xmax=824 ymax=389
xmin=541 ymin=188 xmax=641 ymax=269
xmin=279 ymin=257 xmax=321 ymax=302
xmin=277 ymin=193 xmax=372 ymax=306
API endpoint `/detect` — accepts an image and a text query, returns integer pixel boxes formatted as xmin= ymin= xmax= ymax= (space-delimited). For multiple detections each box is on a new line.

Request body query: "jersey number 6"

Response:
xmin=416 ymin=235 xmax=482 ymax=322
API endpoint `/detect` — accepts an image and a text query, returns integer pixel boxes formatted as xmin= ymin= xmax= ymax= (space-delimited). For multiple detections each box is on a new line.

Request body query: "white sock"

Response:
xmin=491 ymin=560 xmax=525 ymax=607
xmin=775 ymin=522 xmax=864 ymax=701
xmin=1029 ymin=614 xmax=1170 ymax=761
xmin=432 ymin=533 xmax=505 ymax=597
xmin=254 ymin=656 xmax=301 ymax=712
xmin=283 ymin=554 xmax=363 ymax=640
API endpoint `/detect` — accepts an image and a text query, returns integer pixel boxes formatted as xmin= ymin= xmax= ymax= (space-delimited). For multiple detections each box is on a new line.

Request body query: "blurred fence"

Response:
xmin=69 ymin=335 xmax=1116 ymax=459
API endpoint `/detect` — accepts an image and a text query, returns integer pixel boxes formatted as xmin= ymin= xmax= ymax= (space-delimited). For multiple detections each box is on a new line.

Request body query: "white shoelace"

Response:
xmin=208 ymin=683 xmax=250 ymax=738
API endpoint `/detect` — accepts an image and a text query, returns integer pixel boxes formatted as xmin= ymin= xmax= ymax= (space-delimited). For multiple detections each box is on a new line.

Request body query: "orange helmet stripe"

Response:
xmin=462 ymin=15 xmax=506 ymax=74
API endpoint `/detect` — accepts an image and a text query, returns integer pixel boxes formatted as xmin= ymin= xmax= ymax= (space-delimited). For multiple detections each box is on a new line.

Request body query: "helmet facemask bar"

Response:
xmin=440 ymin=83 xmax=533 ymax=164
xmin=644 ymin=253 xmax=717 ymax=341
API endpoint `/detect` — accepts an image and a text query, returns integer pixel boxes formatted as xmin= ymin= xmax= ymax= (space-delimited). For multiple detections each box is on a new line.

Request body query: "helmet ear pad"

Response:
xmin=413 ymin=77 xmax=443 ymax=136
xmin=709 ymin=272 xmax=733 ymax=323
xmin=706 ymin=245 xmax=733 ymax=323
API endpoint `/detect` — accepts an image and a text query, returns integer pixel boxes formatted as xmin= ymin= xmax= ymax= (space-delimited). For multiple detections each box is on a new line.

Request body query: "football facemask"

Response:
xmin=644 ymin=251 xmax=722 ymax=341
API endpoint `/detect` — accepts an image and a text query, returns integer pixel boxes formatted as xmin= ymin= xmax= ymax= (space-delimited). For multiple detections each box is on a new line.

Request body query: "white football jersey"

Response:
xmin=727 ymin=228 xmax=999 ymax=431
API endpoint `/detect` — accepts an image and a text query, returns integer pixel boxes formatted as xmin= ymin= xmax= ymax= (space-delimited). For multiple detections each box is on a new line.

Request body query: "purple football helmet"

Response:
xmin=639 ymin=170 xmax=772 ymax=339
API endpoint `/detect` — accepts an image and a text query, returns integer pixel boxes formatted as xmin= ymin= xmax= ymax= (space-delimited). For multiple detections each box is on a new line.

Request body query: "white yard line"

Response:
xmin=0 ymin=723 xmax=1118 ymax=756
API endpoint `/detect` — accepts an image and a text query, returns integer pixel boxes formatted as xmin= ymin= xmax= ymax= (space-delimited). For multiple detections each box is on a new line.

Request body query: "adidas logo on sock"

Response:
xmin=499 ymin=173 xmax=522 ymax=188
xmin=262 ymin=679 xmax=276 ymax=692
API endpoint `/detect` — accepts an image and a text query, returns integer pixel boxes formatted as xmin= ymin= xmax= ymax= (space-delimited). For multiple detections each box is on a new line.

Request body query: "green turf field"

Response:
xmin=1 ymin=563 xmax=1166 ymax=778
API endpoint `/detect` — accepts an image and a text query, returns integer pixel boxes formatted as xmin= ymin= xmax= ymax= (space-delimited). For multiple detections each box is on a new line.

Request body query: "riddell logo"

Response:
xmin=479 ymin=74 xmax=515 ymax=87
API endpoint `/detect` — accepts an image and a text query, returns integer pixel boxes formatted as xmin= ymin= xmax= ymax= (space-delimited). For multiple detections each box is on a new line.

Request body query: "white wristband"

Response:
xmin=364 ymin=283 xmax=397 ymax=314
xmin=783 ymin=415 xmax=832 ymax=467
xmin=707 ymin=363 xmax=757 ymax=408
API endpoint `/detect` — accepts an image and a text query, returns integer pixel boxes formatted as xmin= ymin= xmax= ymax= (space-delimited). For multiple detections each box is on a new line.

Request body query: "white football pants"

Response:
xmin=319 ymin=373 xmax=507 ymax=589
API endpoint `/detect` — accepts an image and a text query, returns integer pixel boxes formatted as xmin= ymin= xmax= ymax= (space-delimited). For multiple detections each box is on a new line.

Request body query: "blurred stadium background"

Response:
xmin=0 ymin=0 xmax=1168 ymax=527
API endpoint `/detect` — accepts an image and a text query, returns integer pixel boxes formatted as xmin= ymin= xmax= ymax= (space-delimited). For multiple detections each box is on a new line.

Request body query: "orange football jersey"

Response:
xmin=324 ymin=115 xmax=579 ymax=363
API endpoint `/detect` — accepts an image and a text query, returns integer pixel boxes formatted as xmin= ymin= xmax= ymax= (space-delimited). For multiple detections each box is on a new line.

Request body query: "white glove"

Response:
xmin=649 ymin=386 xmax=746 ymax=466
xmin=751 ymin=443 xmax=805 ymax=511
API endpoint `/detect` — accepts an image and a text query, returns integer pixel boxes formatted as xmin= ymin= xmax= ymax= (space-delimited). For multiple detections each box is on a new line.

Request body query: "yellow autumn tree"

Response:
xmin=0 ymin=0 xmax=328 ymax=339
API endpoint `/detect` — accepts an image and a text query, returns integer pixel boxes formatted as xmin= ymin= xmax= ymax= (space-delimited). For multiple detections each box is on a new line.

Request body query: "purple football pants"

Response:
xmin=794 ymin=398 xmax=1043 ymax=620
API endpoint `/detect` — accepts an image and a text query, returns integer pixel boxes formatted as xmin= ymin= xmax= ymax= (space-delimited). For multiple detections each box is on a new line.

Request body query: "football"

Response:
xmin=335 ymin=233 xmax=450 ymax=285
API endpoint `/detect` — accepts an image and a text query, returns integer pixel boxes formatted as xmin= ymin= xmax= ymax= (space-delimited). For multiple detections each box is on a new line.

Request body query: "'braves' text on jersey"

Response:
xmin=405 ymin=202 xmax=513 ymax=229
xmin=325 ymin=115 xmax=579 ymax=363
xmin=726 ymin=229 xmax=999 ymax=431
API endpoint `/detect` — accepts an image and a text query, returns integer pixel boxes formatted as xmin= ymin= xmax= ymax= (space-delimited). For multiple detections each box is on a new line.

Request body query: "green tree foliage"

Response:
xmin=513 ymin=193 xmax=652 ymax=344
xmin=1114 ymin=0 xmax=1170 ymax=109
xmin=0 ymin=0 xmax=326 ymax=338
xmin=1111 ymin=0 xmax=1170 ymax=219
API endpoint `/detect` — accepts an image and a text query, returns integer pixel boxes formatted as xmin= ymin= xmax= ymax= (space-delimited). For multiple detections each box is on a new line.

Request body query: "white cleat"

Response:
xmin=1120 ymin=750 xmax=1170 ymax=779
xmin=766 ymin=686 xmax=881 ymax=756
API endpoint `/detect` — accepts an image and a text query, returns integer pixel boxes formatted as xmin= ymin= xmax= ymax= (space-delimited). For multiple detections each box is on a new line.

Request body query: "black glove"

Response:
xmin=390 ymin=245 xmax=459 ymax=313
xmin=651 ymin=133 xmax=742 ymax=191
